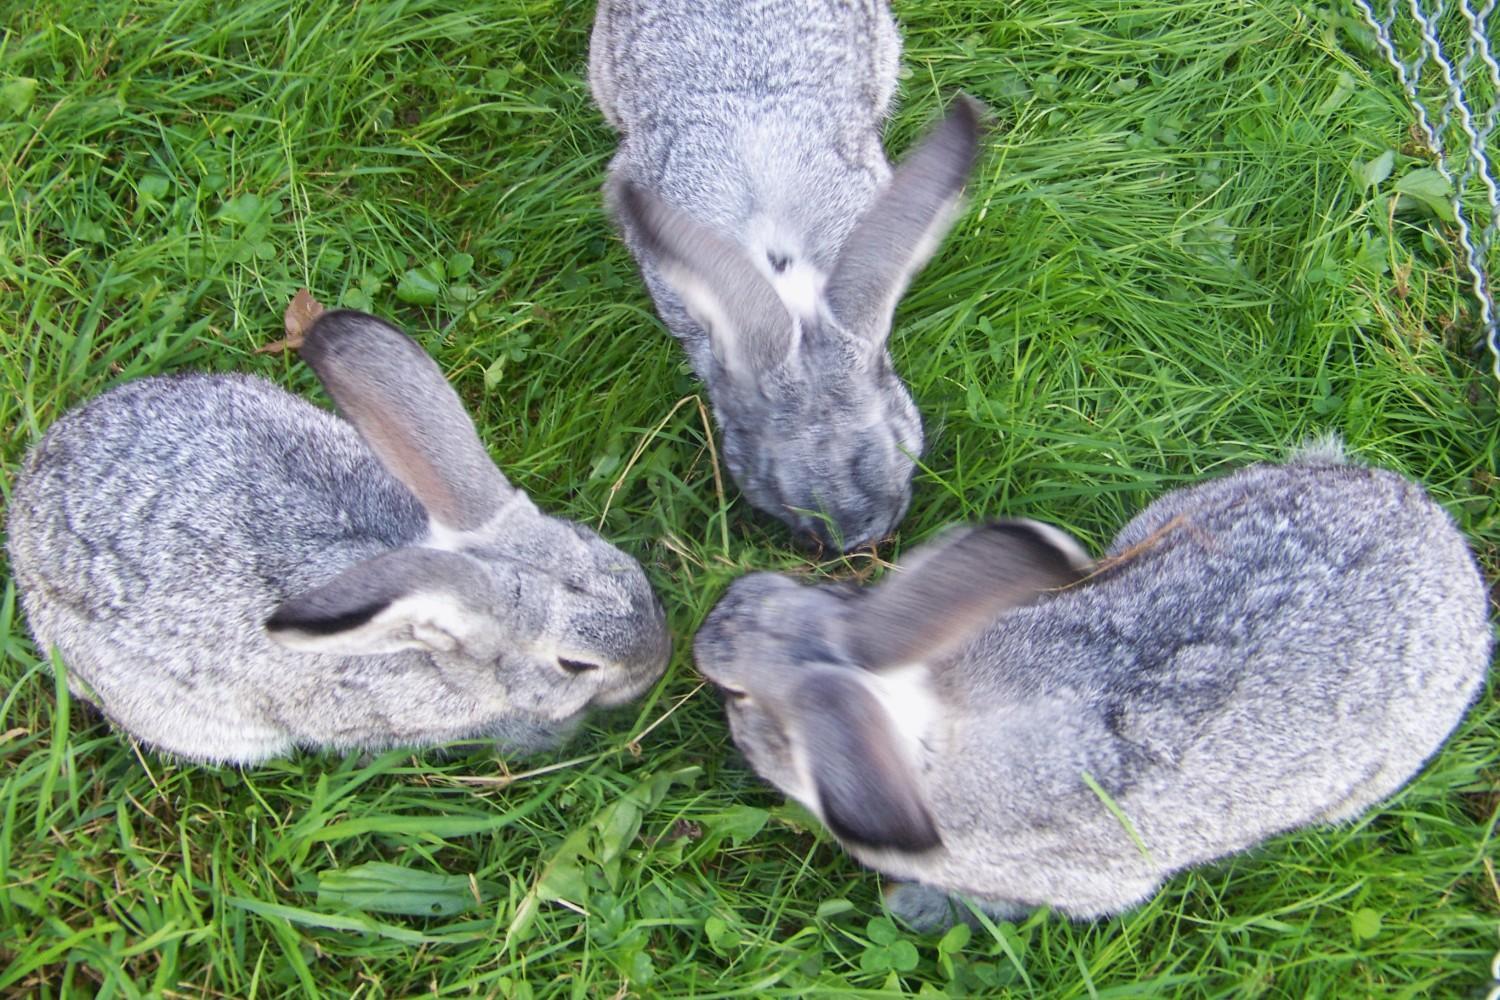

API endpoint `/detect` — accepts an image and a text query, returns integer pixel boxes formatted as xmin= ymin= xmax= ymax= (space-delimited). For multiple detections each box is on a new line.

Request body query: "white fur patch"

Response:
xmin=746 ymin=215 xmax=826 ymax=320
xmin=423 ymin=493 xmax=538 ymax=551
xmin=786 ymin=757 xmax=821 ymax=817
xmin=769 ymin=261 xmax=826 ymax=319
xmin=866 ymin=664 xmax=942 ymax=757
xmin=1288 ymin=432 xmax=1348 ymax=465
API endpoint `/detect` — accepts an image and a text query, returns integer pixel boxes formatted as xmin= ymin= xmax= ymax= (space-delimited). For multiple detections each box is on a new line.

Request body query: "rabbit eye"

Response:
xmin=558 ymin=657 xmax=601 ymax=675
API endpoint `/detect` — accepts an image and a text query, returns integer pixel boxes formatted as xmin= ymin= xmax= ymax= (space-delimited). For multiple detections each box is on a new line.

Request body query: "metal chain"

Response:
xmin=1350 ymin=0 xmax=1500 ymax=384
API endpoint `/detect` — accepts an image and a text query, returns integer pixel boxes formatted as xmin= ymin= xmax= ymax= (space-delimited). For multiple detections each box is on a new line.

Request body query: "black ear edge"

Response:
xmin=264 ymin=597 xmax=389 ymax=637
xmin=819 ymin=781 xmax=944 ymax=853
xmin=929 ymin=93 xmax=986 ymax=192
xmin=299 ymin=309 xmax=428 ymax=368
xmin=263 ymin=549 xmax=483 ymax=640
xmin=889 ymin=93 xmax=987 ymax=204
xmin=606 ymin=177 xmax=673 ymax=261
xmin=972 ymin=519 xmax=1093 ymax=585
xmin=949 ymin=91 xmax=987 ymax=129
xmin=798 ymin=671 xmax=944 ymax=854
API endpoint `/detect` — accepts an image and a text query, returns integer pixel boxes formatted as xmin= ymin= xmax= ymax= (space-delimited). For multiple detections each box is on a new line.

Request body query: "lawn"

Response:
xmin=1 ymin=0 xmax=1497 ymax=996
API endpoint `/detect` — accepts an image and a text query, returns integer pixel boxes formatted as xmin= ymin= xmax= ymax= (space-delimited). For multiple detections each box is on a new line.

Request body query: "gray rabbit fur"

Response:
xmin=590 ymin=0 xmax=983 ymax=551
xmin=693 ymin=443 xmax=1492 ymax=925
xmin=8 ymin=310 xmax=671 ymax=764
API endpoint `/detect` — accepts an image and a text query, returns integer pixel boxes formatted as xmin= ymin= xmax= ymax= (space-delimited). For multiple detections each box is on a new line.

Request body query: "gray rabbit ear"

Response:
xmin=609 ymin=179 xmax=795 ymax=377
xmin=793 ymin=669 xmax=941 ymax=852
xmin=825 ymin=95 xmax=984 ymax=342
xmin=266 ymin=548 xmax=501 ymax=657
xmin=844 ymin=519 xmax=1091 ymax=671
xmin=299 ymin=310 xmax=514 ymax=532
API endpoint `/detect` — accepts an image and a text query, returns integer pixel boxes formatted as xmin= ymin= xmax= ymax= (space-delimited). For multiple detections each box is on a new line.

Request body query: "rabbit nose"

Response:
xmin=807 ymin=515 xmax=884 ymax=554
xmin=797 ymin=520 xmax=836 ymax=552
xmin=622 ymin=593 xmax=672 ymax=676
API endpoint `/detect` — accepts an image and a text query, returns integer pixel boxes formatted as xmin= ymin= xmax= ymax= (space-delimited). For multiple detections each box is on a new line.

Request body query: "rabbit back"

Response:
xmin=590 ymin=0 xmax=900 ymax=170
xmin=10 ymin=370 xmax=428 ymax=602
xmin=918 ymin=459 xmax=1490 ymax=915
xmin=592 ymin=0 xmax=900 ymax=353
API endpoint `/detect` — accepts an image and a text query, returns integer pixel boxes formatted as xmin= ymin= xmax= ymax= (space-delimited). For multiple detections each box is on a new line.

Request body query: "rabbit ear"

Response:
xmin=792 ymin=669 xmax=941 ymax=852
xmin=824 ymin=95 xmax=984 ymax=342
xmin=266 ymin=548 xmax=501 ymax=657
xmin=299 ymin=310 xmax=514 ymax=532
xmin=844 ymin=519 xmax=1091 ymax=671
xmin=609 ymin=179 xmax=795 ymax=377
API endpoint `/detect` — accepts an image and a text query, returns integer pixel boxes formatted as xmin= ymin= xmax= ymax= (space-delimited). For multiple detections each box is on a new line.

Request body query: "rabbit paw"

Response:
xmin=884 ymin=881 xmax=1032 ymax=932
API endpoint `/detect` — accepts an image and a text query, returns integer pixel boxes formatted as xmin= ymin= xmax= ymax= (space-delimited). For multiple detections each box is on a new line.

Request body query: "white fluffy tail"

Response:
xmin=1287 ymin=432 xmax=1348 ymax=465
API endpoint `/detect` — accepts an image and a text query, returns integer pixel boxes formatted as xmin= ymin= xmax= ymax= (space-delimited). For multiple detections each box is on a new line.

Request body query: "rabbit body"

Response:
xmin=694 ymin=452 xmax=1492 ymax=921
xmin=591 ymin=0 xmax=901 ymax=342
xmin=591 ymin=0 xmax=981 ymax=550
xmin=9 ymin=312 xmax=671 ymax=764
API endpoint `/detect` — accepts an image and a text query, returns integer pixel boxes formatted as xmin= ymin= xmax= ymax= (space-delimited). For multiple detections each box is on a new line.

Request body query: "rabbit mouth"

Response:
xmin=590 ymin=663 xmax=662 ymax=707
xmin=791 ymin=511 xmax=896 ymax=554
xmin=590 ymin=684 xmax=638 ymax=709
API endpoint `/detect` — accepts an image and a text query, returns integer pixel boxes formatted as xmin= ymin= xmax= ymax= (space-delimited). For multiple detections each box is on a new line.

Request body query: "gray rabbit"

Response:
xmin=7 ymin=308 xmax=671 ymax=764
xmin=590 ymin=0 xmax=983 ymax=551
xmin=693 ymin=442 xmax=1493 ymax=925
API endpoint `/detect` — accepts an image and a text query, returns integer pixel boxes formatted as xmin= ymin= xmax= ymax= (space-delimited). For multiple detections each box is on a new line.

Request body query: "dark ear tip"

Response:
xmin=931 ymin=93 xmax=986 ymax=181
xmin=263 ymin=602 xmax=301 ymax=634
xmin=606 ymin=176 xmax=667 ymax=249
xmin=910 ymin=818 xmax=944 ymax=853
xmin=602 ymin=172 xmax=629 ymax=206
xmin=949 ymin=92 xmax=988 ymax=130
xmin=824 ymin=800 xmax=944 ymax=853
xmin=607 ymin=175 xmax=648 ymax=218
xmin=978 ymin=518 xmax=1092 ymax=581
xmin=893 ymin=812 xmax=944 ymax=853
xmin=265 ymin=597 xmax=387 ymax=637
xmin=301 ymin=309 xmax=421 ymax=365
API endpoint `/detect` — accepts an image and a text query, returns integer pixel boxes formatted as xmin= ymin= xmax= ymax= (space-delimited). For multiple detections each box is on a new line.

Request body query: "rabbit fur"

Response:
xmin=7 ymin=310 xmax=671 ymax=764
xmin=590 ymin=0 xmax=983 ymax=551
xmin=693 ymin=445 xmax=1493 ymax=925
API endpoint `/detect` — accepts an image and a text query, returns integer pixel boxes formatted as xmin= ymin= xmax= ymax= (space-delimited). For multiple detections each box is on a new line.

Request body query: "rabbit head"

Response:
xmin=694 ymin=520 xmax=1091 ymax=851
xmin=610 ymin=98 xmax=984 ymax=551
xmin=265 ymin=310 xmax=671 ymax=726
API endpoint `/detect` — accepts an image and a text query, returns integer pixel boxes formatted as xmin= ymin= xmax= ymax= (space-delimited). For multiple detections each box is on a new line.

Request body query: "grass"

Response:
xmin=1 ymin=0 xmax=1497 ymax=995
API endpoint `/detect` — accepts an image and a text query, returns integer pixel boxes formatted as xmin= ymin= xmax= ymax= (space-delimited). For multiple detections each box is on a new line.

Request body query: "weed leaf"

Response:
xmin=316 ymin=862 xmax=493 ymax=917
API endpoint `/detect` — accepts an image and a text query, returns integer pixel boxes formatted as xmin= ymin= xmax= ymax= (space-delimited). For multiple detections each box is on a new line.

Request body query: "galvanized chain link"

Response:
xmin=1350 ymin=0 xmax=1500 ymax=384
